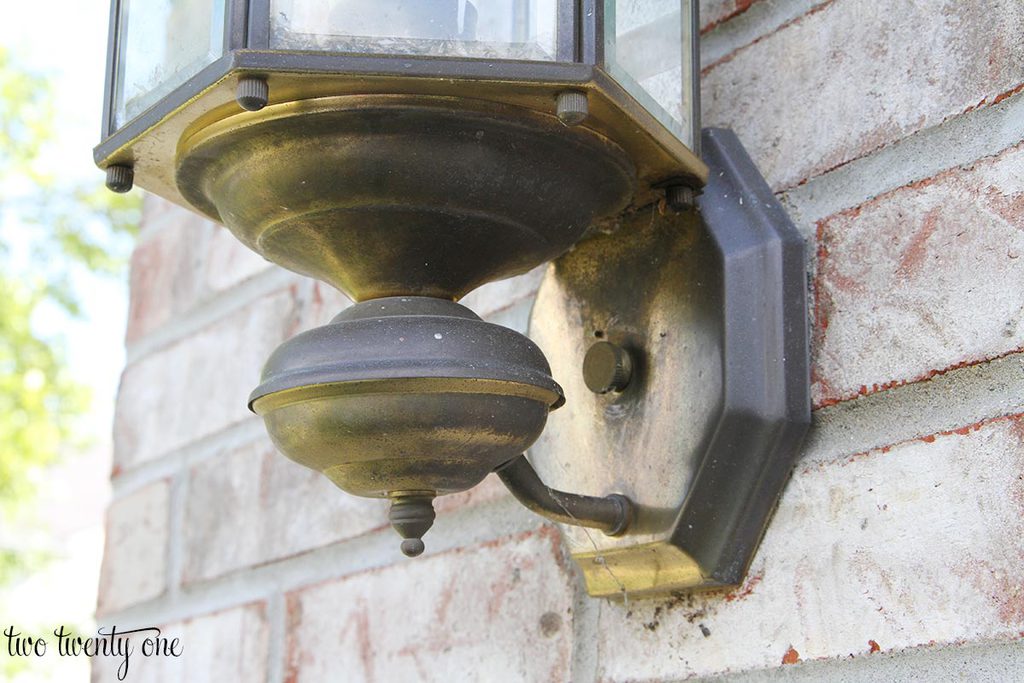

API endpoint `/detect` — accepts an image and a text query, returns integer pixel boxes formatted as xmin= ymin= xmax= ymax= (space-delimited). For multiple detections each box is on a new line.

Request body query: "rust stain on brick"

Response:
xmin=487 ymin=567 xmax=520 ymax=618
xmin=991 ymin=82 xmax=1024 ymax=106
xmin=782 ymin=646 xmax=801 ymax=665
xmin=284 ymin=283 xmax=305 ymax=338
xmin=832 ymin=413 xmax=1024 ymax=472
xmin=897 ymin=209 xmax=941 ymax=278
xmin=1010 ymin=416 xmax=1024 ymax=444
xmin=354 ymin=602 xmax=376 ymax=682
xmin=527 ymin=523 xmax=574 ymax=575
xmin=956 ymin=558 xmax=1024 ymax=628
xmin=283 ymin=595 xmax=304 ymax=683
xmin=465 ymin=527 xmax=538 ymax=553
xmin=868 ymin=639 xmax=881 ymax=653
xmin=434 ymin=574 xmax=457 ymax=623
xmin=701 ymin=0 xmax=761 ymax=34
xmin=724 ymin=571 xmax=764 ymax=602
xmin=815 ymin=344 xmax=1024 ymax=409
xmin=958 ymin=82 xmax=1024 ymax=116
xmin=983 ymin=185 xmax=1024 ymax=227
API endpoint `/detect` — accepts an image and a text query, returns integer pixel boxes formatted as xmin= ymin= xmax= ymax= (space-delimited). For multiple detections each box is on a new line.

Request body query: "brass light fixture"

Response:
xmin=97 ymin=0 xmax=809 ymax=598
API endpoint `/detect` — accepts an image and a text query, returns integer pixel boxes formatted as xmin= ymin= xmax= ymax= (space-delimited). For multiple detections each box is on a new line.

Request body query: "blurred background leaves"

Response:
xmin=0 ymin=45 xmax=140 ymax=593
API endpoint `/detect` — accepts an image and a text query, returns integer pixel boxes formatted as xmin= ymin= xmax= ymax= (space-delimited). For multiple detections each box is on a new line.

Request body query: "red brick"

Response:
xmin=284 ymin=527 xmax=575 ymax=682
xmin=703 ymin=0 xmax=1024 ymax=190
xmin=812 ymin=143 xmax=1024 ymax=407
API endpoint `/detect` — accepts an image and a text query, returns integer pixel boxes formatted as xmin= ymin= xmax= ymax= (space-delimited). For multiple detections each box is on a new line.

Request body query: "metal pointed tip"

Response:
xmin=401 ymin=539 xmax=425 ymax=557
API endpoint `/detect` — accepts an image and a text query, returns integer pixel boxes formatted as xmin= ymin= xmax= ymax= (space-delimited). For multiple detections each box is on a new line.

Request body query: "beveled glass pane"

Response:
xmin=270 ymin=0 xmax=561 ymax=61
xmin=114 ymin=0 xmax=227 ymax=129
xmin=605 ymin=0 xmax=694 ymax=147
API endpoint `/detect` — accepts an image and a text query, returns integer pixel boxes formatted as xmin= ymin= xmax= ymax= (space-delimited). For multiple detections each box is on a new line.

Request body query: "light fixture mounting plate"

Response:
xmin=528 ymin=128 xmax=810 ymax=598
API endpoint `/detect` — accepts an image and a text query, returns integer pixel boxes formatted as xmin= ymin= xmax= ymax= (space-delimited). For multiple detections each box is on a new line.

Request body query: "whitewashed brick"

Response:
xmin=182 ymin=441 xmax=388 ymax=583
xmin=284 ymin=527 xmax=576 ymax=682
xmin=703 ymin=0 xmax=1024 ymax=190
xmin=98 ymin=482 xmax=169 ymax=614
xmin=126 ymin=216 xmax=200 ymax=344
xmin=433 ymin=473 xmax=511 ymax=516
xmin=299 ymin=280 xmax=353 ymax=329
xmin=200 ymin=225 xmax=273 ymax=297
xmin=460 ymin=267 xmax=545 ymax=319
xmin=594 ymin=415 xmax=1024 ymax=681
xmin=813 ymin=143 xmax=1024 ymax=406
xmin=91 ymin=603 xmax=268 ymax=682
xmin=701 ymin=0 xmax=757 ymax=30
xmin=126 ymin=204 xmax=271 ymax=344
xmin=114 ymin=288 xmax=300 ymax=470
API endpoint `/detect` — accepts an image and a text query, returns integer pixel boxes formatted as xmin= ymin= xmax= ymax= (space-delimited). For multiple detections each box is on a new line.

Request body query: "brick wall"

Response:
xmin=96 ymin=1 xmax=1024 ymax=680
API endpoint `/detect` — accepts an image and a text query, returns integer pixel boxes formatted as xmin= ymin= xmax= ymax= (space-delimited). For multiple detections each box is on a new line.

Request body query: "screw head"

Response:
xmin=236 ymin=77 xmax=269 ymax=112
xmin=105 ymin=165 xmax=134 ymax=193
xmin=665 ymin=185 xmax=698 ymax=212
xmin=583 ymin=341 xmax=633 ymax=394
xmin=556 ymin=91 xmax=589 ymax=126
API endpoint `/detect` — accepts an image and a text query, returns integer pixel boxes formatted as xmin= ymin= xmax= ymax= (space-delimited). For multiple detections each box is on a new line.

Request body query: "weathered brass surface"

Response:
xmin=574 ymin=543 xmax=704 ymax=598
xmin=251 ymin=297 xmax=563 ymax=499
xmin=177 ymin=95 xmax=635 ymax=301
xmin=95 ymin=57 xmax=708 ymax=217
xmin=529 ymin=208 xmax=724 ymax=597
xmin=251 ymin=296 xmax=567 ymax=555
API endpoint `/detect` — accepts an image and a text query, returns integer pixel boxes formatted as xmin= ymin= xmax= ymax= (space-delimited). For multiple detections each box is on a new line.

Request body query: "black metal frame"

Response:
xmin=100 ymin=0 xmax=250 ymax=139
xmin=97 ymin=0 xmax=700 ymax=163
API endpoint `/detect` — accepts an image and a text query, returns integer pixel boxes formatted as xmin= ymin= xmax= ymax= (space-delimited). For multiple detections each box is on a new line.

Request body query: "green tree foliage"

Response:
xmin=0 ymin=46 xmax=140 ymax=587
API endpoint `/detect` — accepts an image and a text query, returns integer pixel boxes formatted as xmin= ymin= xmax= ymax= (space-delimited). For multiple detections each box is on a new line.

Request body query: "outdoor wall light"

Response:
xmin=96 ymin=1 xmax=809 ymax=598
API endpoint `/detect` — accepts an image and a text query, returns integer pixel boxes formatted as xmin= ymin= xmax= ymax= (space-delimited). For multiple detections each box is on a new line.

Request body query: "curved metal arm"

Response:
xmin=496 ymin=455 xmax=633 ymax=536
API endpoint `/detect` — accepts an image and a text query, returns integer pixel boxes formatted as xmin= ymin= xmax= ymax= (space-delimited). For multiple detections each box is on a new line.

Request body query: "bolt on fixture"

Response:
xmin=95 ymin=0 xmax=809 ymax=597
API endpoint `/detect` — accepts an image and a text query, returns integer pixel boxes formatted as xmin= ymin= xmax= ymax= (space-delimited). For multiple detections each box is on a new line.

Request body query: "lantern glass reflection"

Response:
xmin=270 ymin=0 xmax=561 ymax=61
xmin=605 ymin=0 xmax=694 ymax=146
xmin=114 ymin=0 xmax=227 ymax=128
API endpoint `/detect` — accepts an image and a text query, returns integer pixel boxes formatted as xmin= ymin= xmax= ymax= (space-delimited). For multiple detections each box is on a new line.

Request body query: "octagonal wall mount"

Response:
xmin=527 ymin=128 xmax=810 ymax=598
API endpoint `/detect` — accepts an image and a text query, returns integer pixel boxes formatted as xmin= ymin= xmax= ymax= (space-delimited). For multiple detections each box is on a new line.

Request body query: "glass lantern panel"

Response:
xmin=604 ymin=0 xmax=694 ymax=147
xmin=113 ymin=0 xmax=228 ymax=129
xmin=270 ymin=0 xmax=561 ymax=61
